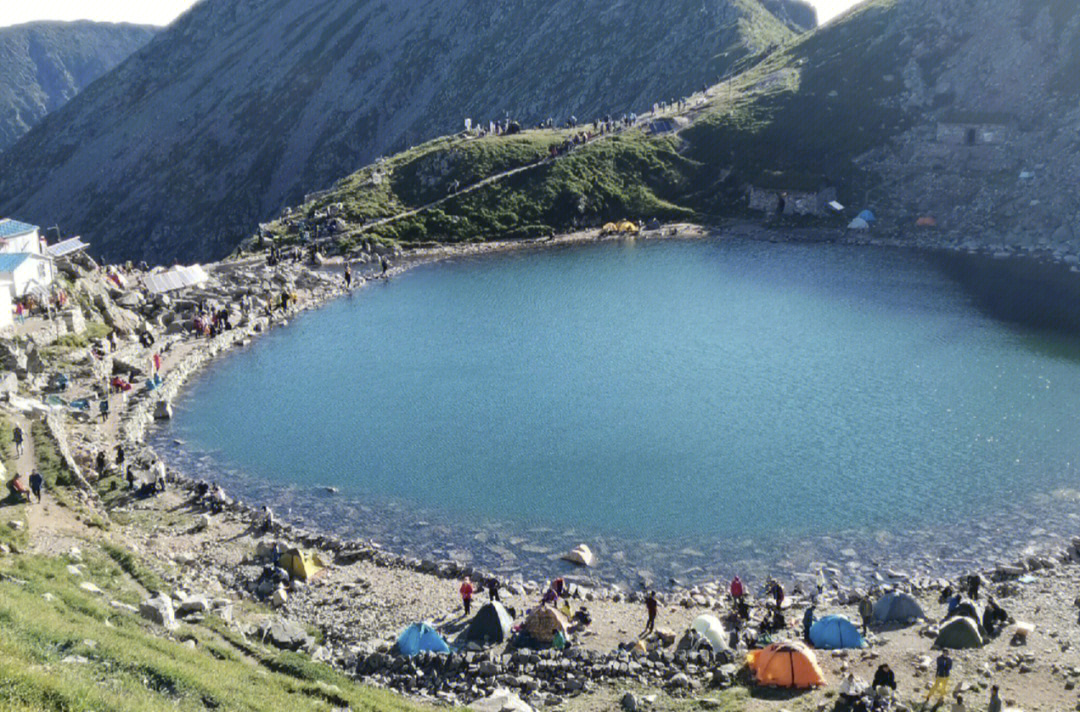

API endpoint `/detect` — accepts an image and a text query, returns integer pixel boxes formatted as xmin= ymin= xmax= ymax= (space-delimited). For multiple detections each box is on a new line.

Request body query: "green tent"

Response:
xmin=935 ymin=616 xmax=983 ymax=649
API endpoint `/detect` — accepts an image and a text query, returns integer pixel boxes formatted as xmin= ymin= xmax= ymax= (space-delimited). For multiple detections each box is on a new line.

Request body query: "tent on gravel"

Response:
xmin=396 ymin=623 xmax=450 ymax=656
xmin=873 ymin=592 xmax=926 ymax=624
xmin=747 ymin=641 xmax=825 ymax=689
xmin=935 ymin=616 xmax=984 ymax=649
xmin=523 ymin=606 xmax=569 ymax=644
xmin=464 ymin=601 xmax=513 ymax=644
xmin=809 ymin=615 xmax=865 ymax=650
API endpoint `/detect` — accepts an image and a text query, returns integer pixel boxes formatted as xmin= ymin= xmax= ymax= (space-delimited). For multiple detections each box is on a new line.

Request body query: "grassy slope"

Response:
xmin=0 ymin=553 xmax=430 ymax=712
xmin=266 ymin=0 xmax=916 ymax=249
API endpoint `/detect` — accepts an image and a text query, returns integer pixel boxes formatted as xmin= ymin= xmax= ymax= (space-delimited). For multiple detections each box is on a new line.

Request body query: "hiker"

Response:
xmin=99 ymin=396 xmax=109 ymax=423
xmin=644 ymin=591 xmax=658 ymax=633
xmin=459 ymin=577 xmax=474 ymax=616
xmin=343 ymin=263 xmax=352 ymax=289
xmin=871 ymin=663 xmax=896 ymax=693
xmin=380 ymin=256 xmax=390 ymax=277
xmin=28 ymin=471 xmax=43 ymax=503
xmin=551 ymin=576 xmax=567 ymax=598
xmin=987 ymin=685 xmax=1002 ymax=712
xmin=115 ymin=444 xmax=125 ymax=468
xmin=802 ymin=603 xmax=815 ymax=642
xmin=541 ymin=586 xmax=558 ymax=606
xmin=967 ymin=573 xmax=981 ymax=601
xmin=982 ymin=598 xmax=1008 ymax=636
xmin=730 ymin=575 xmax=744 ymax=602
xmin=154 ymin=461 xmax=167 ymax=492
xmin=487 ymin=578 xmax=500 ymax=601
xmin=8 ymin=473 xmax=29 ymax=502
xmin=12 ymin=425 xmax=23 ymax=457
xmin=260 ymin=505 xmax=275 ymax=533
xmin=858 ymin=594 xmax=874 ymax=635
xmin=152 ymin=352 xmax=162 ymax=376
xmin=95 ymin=451 xmax=107 ymax=477
xmin=769 ymin=579 xmax=785 ymax=610
xmin=126 ymin=466 xmax=136 ymax=490
xmin=924 ymin=651 xmax=954 ymax=706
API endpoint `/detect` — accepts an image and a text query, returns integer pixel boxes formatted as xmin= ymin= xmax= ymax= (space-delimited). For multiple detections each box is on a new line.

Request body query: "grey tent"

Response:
xmin=464 ymin=601 xmax=513 ymax=644
xmin=935 ymin=616 xmax=983 ymax=649
xmin=954 ymin=601 xmax=981 ymax=626
xmin=872 ymin=592 xmax=925 ymax=624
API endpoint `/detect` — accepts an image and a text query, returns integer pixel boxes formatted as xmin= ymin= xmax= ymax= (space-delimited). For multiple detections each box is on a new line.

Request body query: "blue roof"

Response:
xmin=0 ymin=219 xmax=38 ymax=239
xmin=0 ymin=253 xmax=34 ymax=272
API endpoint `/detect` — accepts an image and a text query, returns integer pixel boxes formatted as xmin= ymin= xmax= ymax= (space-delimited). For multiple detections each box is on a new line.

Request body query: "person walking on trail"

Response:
xmin=967 ymin=573 xmax=981 ymax=601
xmin=115 ymin=444 xmax=125 ymax=468
xmin=987 ymin=685 xmax=1002 ymax=712
xmin=924 ymin=651 xmax=954 ymax=706
xmin=28 ymin=471 xmax=43 ymax=503
xmin=380 ymin=256 xmax=390 ymax=277
xmin=99 ymin=396 xmax=109 ymax=424
xmin=95 ymin=451 xmax=107 ymax=477
xmin=644 ymin=591 xmax=658 ymax=633
xmin=152 ymin=352 xmax=162 ymax=376
xmin=770 ymin=579 xmax=785 ymax=610
xmin=12 ymin=425 xmax=23 ymax=457
xmin=459 ymin=577 xmax=474 ymax=617
xmin=487 ymin=578 xmax=500 ymax=602
xmin=859 ymin=594 xmax=874 ymax=635
xmin=343 ymin=263 xmax=352 ymax=289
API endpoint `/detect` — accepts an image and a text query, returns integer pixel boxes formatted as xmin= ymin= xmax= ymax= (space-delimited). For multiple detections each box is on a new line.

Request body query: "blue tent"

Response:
xmin=396 ymin=623 xmax=450 ymax=656
xmin=809 ymin=615 xmax=865 ymax=650
xmin=857 ymin=209 xmax=877 ymax=223
xmin=873 ymin=592 xmax=925 ymax=624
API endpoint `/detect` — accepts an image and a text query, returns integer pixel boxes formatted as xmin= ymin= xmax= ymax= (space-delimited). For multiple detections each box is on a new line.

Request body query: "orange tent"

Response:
xmin=747 ymin=641 xmax=825 ymax=689
xmin=916 ymin=216 xmax=937 ymax=227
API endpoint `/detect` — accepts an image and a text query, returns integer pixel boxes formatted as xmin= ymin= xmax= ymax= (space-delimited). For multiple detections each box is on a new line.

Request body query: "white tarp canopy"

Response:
xmin=144 ymin=265 xmax=209 ymax=294
xmin=46 ymin=236 xmax=89 ymax=258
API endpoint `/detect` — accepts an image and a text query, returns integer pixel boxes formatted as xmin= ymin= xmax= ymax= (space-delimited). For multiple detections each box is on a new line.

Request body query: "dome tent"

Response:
xmin=690 ymin=614 xmax=729 ymax=652
xmin=935 ymin=616 xmax=984 ymax=649
xmin=809 ymin=615 xmax=865 ymax=650
xmin=847 ymin=217 xmax=870 ymax=230
xmin=857 ymin=209 xmax=876 ymax=223
xmin=873 ymin=592 xmax=926 ymax=624
xmin=396 ymin=623 xmax=450 ymax=656
xmin=463 ymin=601 xmax=513 ymax=644
xmin=747 ymin=641 xmax=825 ymax=689
xmin=523 ymin=606 xmax=569 ymax=644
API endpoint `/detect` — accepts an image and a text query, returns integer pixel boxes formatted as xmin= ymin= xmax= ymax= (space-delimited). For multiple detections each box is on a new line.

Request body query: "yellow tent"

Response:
xmin=523 ymin=605 xmax=570 ymax=644
xmin=747 ymin=641 xmax=825 ymax=689
xmin=278 ymin=548 xmax=326 ymax=581
xmin=601 ymin=222 xmax=618 ymax=234
xmin=617 ymin=221 xmax=640 ymax=233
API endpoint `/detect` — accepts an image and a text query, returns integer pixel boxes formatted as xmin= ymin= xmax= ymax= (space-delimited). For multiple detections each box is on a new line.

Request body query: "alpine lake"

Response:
xmin=151 ymin=237 xmax=1080 ymax=588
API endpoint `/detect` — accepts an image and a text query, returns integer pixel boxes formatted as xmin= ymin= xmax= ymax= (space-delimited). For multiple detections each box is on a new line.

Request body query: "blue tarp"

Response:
xmin=396 ymin=623 xmax=449 ymax=656
xmin=809 ymin=615 xmax=865 ymax=650
xmin=857 ymin=209 xmax=877 ymax=223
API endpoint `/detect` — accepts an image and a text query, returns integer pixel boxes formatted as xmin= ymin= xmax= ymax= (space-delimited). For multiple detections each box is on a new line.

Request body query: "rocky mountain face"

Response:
xmin=0 ymin=0 xmax=797 ymax=264
xmin=0 ymin=21 xmax=156 ymax=153
xmin=277 ymin=0 xmax=1080 ymax=260
xmin=759 ymin=0 xmax=817 ymax=31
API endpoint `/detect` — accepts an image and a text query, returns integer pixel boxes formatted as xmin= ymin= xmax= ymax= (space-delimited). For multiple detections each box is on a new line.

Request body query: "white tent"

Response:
xmin=691 ymin=614 xmax=729 ymax=652
xmin=847 ymin=217 xmax=870 ymax=230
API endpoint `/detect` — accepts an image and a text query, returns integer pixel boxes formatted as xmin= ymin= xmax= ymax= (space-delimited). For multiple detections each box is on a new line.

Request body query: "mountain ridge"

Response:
xmin=0 ymin=0 xmax=797 ymax=264
xmin=0 ymin=20 xmax=157 ymax=153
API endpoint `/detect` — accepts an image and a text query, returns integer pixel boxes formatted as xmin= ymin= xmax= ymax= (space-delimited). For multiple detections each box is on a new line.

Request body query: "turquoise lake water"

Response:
xmin=154 ymin=238 xmax=1080 ymax=581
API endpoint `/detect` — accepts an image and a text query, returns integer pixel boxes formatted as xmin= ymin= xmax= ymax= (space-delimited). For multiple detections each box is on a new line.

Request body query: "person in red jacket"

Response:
xmin=730 ymin=575 xmax=745 ymax=602
xmin=459 ymin=577 xmax=474 ymax=616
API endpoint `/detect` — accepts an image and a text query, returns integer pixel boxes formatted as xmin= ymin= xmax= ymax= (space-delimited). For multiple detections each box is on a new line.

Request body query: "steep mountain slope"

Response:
xmin=760 ymin=0 xmax=817 ymax=31
xmin=0 ymin=21 xmax=156 ymax=153
xmin=0 ymin=0 xmax=796 ymax=264
xmin=275 ymin=0 xmax=1080 ymax=257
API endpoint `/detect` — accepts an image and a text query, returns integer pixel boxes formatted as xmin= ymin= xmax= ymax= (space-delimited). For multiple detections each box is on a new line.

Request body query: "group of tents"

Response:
xmin=600 ymin=221 xmax=640 ymax=235
xmin=846 ymin=209 xmax=938 ymax=230
xmin=395 ymin=601 xmax=573 ymax=657
xmin=749 ymin=591 xmax=928 ymax=690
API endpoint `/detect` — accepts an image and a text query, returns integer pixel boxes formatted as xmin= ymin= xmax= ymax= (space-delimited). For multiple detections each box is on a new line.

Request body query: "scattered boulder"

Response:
xmin=154 ymin=399 xmax=173 ymax=420
xmin=469 ymin=688 xmax=534 ymax=712
xmin=176 ymin=595 xmax=210 ymax=617
xmin=140 ymin=595 xmax=177 ymax=630
xmin=560 ymin=544 xmax=595 ymax=567
xmin=261 ymin=617 xmax=314 ymax=651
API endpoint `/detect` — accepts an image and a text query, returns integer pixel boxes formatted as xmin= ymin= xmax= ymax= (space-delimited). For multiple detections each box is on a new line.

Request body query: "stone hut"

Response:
xmin=935 ymin=112 xmax=1013 ymax=146
xmin=747 ymin=184 xmax=838 ymax=217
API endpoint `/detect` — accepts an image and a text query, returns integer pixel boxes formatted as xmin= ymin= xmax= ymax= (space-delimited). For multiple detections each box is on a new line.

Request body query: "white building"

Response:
xmin=0 ymin=218 xmax=44 ymax=254
xmin=0 ymin=253 xmax=54 ymax=300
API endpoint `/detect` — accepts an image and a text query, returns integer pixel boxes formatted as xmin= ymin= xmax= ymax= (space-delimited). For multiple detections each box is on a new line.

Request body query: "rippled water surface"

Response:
xmin=153 ymin=239 xmax=1080 ymax=582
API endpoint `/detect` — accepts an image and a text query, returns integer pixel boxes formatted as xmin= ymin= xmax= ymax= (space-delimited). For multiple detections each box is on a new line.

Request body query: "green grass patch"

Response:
xmin=101 ymin=542 xmax=165 ymax=594
xmin=41 ymin=321 xmax=112 ymax=359
xmin=0 ymin=553 xmax=435 ymax=712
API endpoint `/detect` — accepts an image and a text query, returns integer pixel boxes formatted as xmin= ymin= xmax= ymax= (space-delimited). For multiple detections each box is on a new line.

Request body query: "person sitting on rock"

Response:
xmin=7 ymin=472 xmax=30 ymax=503
xmin=871 ymin=663 xmax=896 ymax=694
xmin=541 ymin=586 xmax=558 ymax=606
xmin=982 ymin=598 xmax=1008 ymax=637
xmin=551 ymin=577 xmax=567 ymax=598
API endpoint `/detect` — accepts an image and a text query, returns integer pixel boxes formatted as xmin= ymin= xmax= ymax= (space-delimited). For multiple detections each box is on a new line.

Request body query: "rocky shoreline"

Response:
xmin=18 ymin=222 xmax=1080 ymax=710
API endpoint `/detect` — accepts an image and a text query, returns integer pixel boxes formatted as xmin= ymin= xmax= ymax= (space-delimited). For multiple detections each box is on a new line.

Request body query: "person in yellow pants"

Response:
xmin=924 ymin=651 xmax=954 ymax=706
